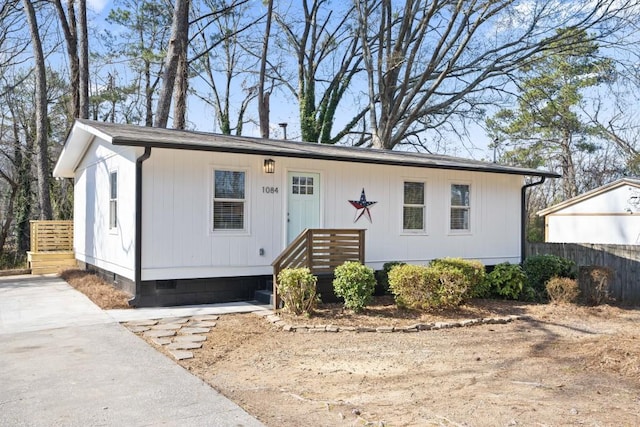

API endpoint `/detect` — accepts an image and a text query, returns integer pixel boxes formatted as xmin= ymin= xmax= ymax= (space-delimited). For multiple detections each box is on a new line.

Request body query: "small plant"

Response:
xmin=546 ymin=276 xmax=580 ymax=303
xmin=578 ymin=265 xmax=614 ymax=305
xmin=429 ymin=258 xmax=488 ymax=298
xmin=375 ymin=261 xmax=406 ymax=295
xmin=333 ymin=261 xmax=376 ymax=312
xmin=523 ymin=254 xmax=576 ymax=297
xmin=387 ymin=263 xmax=467 ymax=310
xmin=277 ymin=267 xmax=319 ymax=315
xmin=488 ymin=263 xmax=527 ymax=300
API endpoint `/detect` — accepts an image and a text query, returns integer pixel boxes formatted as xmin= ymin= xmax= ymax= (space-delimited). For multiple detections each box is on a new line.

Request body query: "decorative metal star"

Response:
xmin=349 ymin=188 xmax=377 ymax=223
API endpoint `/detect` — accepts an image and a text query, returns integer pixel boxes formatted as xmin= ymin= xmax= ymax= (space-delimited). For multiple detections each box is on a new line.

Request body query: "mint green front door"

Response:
xmin=287 ymin=172 xmax=320 ymax=244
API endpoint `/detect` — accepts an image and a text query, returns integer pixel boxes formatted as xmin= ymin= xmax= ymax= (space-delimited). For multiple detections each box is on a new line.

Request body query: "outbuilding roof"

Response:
xmin=54 ymin=119 xmax=561 ymax=179
xmin=537 ymin=178 xmax=640 ymax=216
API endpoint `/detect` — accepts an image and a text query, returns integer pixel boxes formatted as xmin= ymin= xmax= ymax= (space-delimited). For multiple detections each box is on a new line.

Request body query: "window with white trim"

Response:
xmin=109 ymin=171 xmax=117 ymax=229
xmin=403 ymin=181 xmax=425 ymax=231
xmin=450 ymin=183 xmax=470 ymax=231
xmin=213 ymin=170 xmax=246 ymax=230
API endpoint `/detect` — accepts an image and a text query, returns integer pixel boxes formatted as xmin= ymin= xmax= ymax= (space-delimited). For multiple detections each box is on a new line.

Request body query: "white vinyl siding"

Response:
xmin=213 ymin=170 xmax=246 ymax=231
xmin=450 ymin=183 xmax=470 ymax=231
xmin=403 ymin=181 xmax=425 ymax=232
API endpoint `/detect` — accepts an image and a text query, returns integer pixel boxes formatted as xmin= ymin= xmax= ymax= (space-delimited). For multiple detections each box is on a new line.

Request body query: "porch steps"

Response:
xmin=27 ymin=251 xmax=76 ymax=275
xmin=254 ymin=289 xmax=274 ymax=306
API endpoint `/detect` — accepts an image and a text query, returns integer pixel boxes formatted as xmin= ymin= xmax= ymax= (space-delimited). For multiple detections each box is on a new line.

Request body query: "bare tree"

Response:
xmin=257 ymin=0 xmax=272 ymax=138
xmin=355 ymin=0 xmax=636 ymax=150
xmin=50 ymin=0 xmax=89 ymax=119
xmin=77 ymin=0 xmax=89 ymax=118
xmin=154 ymin=0 xmax=190 ymax=128
xmin=274 ymin=0 xmax=366 ymax=143
xmin=103 ymin=0 xmax=172 ymax=126
xmin=22 ymin=0 xmax=52 ymax=219
xmin=191 ymin=0 xmax=259 ymax=135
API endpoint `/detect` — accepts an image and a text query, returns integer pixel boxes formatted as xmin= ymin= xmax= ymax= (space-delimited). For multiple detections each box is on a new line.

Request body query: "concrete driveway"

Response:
xmin=0 ymin=275 xmax=264 ymax=427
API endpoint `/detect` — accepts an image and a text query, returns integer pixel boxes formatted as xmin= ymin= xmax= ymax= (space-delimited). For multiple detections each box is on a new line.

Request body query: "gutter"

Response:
xmin=521 ymin=176 xmax=546 ymax=263
xmin=129 ymin=146 xmax=152 ymax=307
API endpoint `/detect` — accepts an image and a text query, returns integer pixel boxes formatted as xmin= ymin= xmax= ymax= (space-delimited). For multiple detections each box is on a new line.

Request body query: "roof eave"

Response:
xmin=110 ymin=138 xmax=560 ymax=179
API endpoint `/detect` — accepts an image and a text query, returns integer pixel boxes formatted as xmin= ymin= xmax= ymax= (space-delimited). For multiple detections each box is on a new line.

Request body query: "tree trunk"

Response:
xmin=77 ymin=0 xmax=89 ymax=118
xmin=258 ymin=0 xmax=273 ymax=138
xmin=172 ymin=51 xmax=188 ymax=129
xmin=52 ymin=0 xmax=79 ymax=119
xmin=23 ymin=0 xmax=53 ymax=220
xmin=154 ymin=0 xmax=190 ymax=128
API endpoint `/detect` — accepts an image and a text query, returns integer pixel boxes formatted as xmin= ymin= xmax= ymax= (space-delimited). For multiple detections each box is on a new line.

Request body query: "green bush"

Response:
xmin=387 ymin=264 xmax=467 ymax=310
xmin=429 ymin=258 xmax=489 ymax=298
xmin=277 ymin=267 xmax=319 ymax=315
xmin=488 ymin=263 xmax=527 ymax=300
xmin=546 ymin=276 xmax=580 ymax=303
xmin=375 ymin=261 xmax=406 ymax=295
xmin=333 ymin=261 xmax=376 ymax=312
xmin=523 ymin=254 xmax=576 ymax=297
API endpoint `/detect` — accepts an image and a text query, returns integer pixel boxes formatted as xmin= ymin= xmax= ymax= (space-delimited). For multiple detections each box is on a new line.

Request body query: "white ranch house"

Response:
xmin=538 ymin=178 xmax=640 ymax=245
xmin=54 ymin=119 xmax=558 ymax=307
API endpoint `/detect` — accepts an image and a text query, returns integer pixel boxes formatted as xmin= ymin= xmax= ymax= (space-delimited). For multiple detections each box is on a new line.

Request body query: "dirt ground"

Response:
xmin=152 ymin=299 xmax=639 ymax=427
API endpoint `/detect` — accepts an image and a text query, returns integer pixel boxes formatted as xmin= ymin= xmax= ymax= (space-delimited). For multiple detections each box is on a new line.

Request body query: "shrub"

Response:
xmin=375 ymin=261 xmax=406 ymax=295
xmin=523 ymin=254 xmax=576 ymax=297
xmin=333 ymin=261 xmax=376 ymax=312
xmin=429 ymin=258 xmax=488 ymax=298
xmin=387 ymin=263 xmax=467 ymax=310
xmin=546 ymin=276 xmax=580 ymax=303
xmin=488 ymin=262 xmax=527 ymax=300
xmin=578 ymin=265 xmax=614 ymax=306
xmin=277 ymin=267 xmax=319 ymax=315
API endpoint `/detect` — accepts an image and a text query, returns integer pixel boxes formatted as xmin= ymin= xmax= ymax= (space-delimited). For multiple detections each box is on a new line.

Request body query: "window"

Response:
xmin=292 ymin=176 xmax=314 ymax=195
xmin=213 ymin=170 xmax=246 ymax=230
xmin=109 ymin=171 xmax=117 ymax=229
xmin=450 ymin=184 xmax=470 ymax=231
xmin=403 ymin=181 xmax=425 ymax=231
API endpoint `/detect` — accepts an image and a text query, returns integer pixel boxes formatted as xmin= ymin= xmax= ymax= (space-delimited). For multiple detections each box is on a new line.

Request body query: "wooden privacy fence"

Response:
xmin=527 ymin=242 xmax=640 ymax=304
xmin=272 ymin=229 xmax=365 ymax=308
xmin=28 ymin=220 xmax=76 ymax=274
xmin=30 ymin=220 xmax=74 ymax=252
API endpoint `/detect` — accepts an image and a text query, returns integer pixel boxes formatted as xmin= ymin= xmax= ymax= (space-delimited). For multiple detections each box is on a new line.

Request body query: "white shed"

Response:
xmin=538 ymin=178 xmax=640 ymax=245
xmin=54 ymin=119 xmax=558 ymax=307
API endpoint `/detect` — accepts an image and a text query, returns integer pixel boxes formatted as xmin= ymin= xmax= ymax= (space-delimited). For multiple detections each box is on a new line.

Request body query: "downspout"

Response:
xmin=521 ymin=176 xmax=546 ymax=263
xmin=129 ymin=146 xmax=152 ymax=307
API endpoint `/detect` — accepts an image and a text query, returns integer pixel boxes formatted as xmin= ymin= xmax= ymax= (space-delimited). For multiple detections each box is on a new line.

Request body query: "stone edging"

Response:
xmin=254 ymin=310 xmax=529 ymax=333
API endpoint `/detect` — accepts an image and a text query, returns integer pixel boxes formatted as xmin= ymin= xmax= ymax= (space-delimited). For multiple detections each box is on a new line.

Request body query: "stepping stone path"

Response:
xmin=123 ymin=315 xmax=219 ymax=361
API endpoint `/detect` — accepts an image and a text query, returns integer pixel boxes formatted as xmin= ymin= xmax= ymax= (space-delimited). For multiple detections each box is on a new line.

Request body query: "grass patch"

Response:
xmin=60 ymin=269 xmax=132 ymax=310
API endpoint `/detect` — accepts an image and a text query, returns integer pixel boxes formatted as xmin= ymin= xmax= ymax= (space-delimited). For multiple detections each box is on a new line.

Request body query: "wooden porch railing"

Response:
xmin=271 ymin=228 xmax=365 ymax=308
xmin=30 ymin=220 xmax=74 ymax=252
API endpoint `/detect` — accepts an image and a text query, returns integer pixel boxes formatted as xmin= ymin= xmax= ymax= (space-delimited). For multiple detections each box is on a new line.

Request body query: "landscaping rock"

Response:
xmin=150 ymin=337 xmax=172 ymax=346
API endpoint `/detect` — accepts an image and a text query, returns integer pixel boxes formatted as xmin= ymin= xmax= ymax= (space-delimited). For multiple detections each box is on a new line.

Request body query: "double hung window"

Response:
xmin=403 ymin=181 xmax=425 ymax=232
xmin=109 ymin=171 xmax=117 ymax=229
xmin=450 ymin=184 xmax=470 ymax=231
xmin=213 ymin=170 xmax=246 ymax=230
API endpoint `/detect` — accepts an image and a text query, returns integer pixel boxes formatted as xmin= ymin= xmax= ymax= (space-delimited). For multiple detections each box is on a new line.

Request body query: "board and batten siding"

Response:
xmin=545 ymin=184 xmax=640 ymax=244
xmin=140 ymin=148 xmax=523 ymax=281
xmin=73 ymin=138 xmax=139 ymax=280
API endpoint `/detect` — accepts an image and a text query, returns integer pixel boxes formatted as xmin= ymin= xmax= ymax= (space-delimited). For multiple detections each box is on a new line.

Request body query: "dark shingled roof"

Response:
xmin=74 ymin=119 xmax=560 ymax=178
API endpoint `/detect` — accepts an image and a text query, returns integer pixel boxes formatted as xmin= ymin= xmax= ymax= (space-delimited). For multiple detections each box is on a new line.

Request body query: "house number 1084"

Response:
xmin=262 ymin=186 xmax=279 ymax=194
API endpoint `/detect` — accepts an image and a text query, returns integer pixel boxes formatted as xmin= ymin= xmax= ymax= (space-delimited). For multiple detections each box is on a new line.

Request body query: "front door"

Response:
xmin=287 ymin=172 xmax=320 ymax=244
